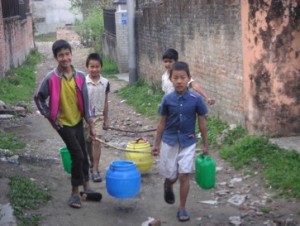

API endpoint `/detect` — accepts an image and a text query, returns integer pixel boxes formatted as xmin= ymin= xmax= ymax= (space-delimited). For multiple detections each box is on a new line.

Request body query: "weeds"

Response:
xmin=102 ymin=58 xmax=119 ymax=78
xmin=118 ymin=80 xmax=164 ymax=117
xmin=0 ymin=48 xmax=43 ymax=104
xmin=220 ymin=135 xmax=300 ymax=198
xmin=34 ymin=33 xmax=56 ymax=42
xmin=9 ymin=176 xmax=51 ymax=226
xmin=0 ymin=131 xmax=25 ymax=153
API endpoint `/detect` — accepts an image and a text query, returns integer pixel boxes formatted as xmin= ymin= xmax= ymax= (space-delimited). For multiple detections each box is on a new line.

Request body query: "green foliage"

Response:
xmin=206 ymin=117 xmax=228 ymax=147
xmin=220 ymin=136 xmax=300 ymax=198
xmin=221 ymin=125 xmax=247 ymax=146
xmin=9 ymin=176 xmax=51 ymax=225
xmin=0 ymin=131 xmax=26 ymax=153
xmin=74 ymin=8 xmax=104 ymax=53
xmin=102 ymin=58 xmax=119 ymax=78
xmin=0 ymin=48 xmax=42 ymax=104
xmin=118 ymin=80 xmax=164 ymax=117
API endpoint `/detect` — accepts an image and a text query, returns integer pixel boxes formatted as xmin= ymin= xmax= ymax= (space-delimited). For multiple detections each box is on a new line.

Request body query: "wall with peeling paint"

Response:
xmin=241 ymin=0 xmax=300 ymax=136
xmin=136 ymin=0 xmax=299 ymax=136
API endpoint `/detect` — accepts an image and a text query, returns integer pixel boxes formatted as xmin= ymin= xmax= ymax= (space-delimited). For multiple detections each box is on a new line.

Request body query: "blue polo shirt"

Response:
xmin=160 ymin=89 xmax=208 ymax=148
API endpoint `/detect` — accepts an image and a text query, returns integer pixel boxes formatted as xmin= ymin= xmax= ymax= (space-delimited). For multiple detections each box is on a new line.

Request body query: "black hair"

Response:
xmin=162 ymin=48 xmax=178 ymax=61
xmin=86 ymin=53 xmax=103 ymax=67
xmin=52 ymin=39 xmax=72 ymax=58
xmin=170 ymin=61 xmax=191 ymax=78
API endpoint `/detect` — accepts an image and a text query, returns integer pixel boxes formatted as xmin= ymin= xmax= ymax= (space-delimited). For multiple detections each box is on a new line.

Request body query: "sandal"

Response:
xmin=80 ymin=189 xmax=102 ymax=201
xmin=68 ymin=195 xmax=81 ymax=208
xmin=92 ymin=172 xmax=102 ymax=183
xmin=177 ymin=209 xmax=190 ymax=222
xmin=164 ymin=181 xmax=175 ymax=204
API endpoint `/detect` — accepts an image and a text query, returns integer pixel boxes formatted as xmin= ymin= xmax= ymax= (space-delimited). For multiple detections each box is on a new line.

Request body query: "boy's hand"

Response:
xmin=103 ymin=121 xmax=108 ymax=130
xmin=206 ymin=98 xmax=215 ymax=105
xmin=202 ymin=146 xmax=209 ymax=155
xmin=89 ymin=123 xmax=96 ymax=140
xmin=151 ymin=147 xmax=160 ymax=156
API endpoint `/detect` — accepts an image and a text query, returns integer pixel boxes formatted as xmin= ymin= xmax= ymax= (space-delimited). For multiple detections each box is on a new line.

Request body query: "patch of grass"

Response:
xmin=34 ymin=32 xmax=56 ymax=42
xmin=205 ymin=117 xmax=228 ymax=147
xmin=9 ymin=176 xmax=51 ymax=226
xmin=260 ymin=207 xmax=272 ymax=213
xmin=220 ymin=136 xmax=300 ymax=198
xmin=102 ymin=58 xmax=119 ymax=78
xmin=0 ymin=48 xmax=43 ymax=104
xmin=0 ymin=131 xmax=25 ymax=155
xmin=118 ymin=80 xmax=163 ymax=117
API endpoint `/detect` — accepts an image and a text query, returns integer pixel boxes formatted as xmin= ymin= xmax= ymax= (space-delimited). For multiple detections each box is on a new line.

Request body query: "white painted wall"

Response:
xmin=32 ymin=0 xmax=82 ymax=35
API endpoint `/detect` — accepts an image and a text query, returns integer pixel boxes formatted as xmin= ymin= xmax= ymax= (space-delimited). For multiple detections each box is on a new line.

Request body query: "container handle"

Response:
xmin=135 ymin=137 xmax=148 ymax=143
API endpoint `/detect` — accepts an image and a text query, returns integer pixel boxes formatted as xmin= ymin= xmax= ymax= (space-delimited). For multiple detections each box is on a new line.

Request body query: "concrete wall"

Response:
xmin=136 ymin=0 xmax=244 ymax=125
xmin=0 ymin=2 xmax=5 ymax=77
xmin=241 ymin=0 xmax=300 ymax=136
xmin=0 ymin=1 xmax=34 ymax=77
xmin=32 ymin=0 xmax=82 ymax=35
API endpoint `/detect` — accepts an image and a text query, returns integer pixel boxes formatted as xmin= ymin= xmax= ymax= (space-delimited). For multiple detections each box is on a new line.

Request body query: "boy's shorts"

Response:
xmin=159 ymin=141 xmax=196 ymax=180
xmin=84 ymin=116 xmax=104 ymax=142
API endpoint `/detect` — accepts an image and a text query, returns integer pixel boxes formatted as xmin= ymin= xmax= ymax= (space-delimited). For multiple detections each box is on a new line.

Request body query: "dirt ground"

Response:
xmin=0 ymin=43 xmax=299 ymax=226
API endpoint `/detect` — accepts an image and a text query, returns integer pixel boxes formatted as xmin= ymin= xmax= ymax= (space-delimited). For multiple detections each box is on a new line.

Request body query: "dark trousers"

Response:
xmin=58 ymin=120 xmax=89 ymax=187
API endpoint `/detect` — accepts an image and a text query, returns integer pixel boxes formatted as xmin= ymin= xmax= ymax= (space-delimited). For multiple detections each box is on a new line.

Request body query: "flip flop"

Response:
xmin=80 ymin=189 xmax=102 ymax=201
xmin=177 ymin=209 xmax=190 ymax=222
xmin=68 ymin=195 xmax=81 ymax=208
xmin=164 ymin=181 xmax=175 ymax=204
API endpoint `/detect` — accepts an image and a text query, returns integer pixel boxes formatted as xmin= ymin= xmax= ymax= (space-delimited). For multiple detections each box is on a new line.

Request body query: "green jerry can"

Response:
xmin=195 ymin=154 xmax=216 ymax=189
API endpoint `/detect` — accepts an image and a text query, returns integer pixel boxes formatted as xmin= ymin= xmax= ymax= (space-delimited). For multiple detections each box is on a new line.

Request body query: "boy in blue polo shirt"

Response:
xmin=152 ymin=61 xmax=209 ymax=222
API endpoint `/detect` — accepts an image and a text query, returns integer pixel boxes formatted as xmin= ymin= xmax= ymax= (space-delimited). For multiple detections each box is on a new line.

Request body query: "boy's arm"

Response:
xmin=190 ymin=81 xmax=215 ymax=105
xmin=34 ymin=77 xmax=50 ymax=118
xmin=198 ymin=115 xmax=208 ymax=155
xmin=151 ymin=115 xmax=167 ymax=156
xmin=103 ymin=92 xmax=109 ymax=130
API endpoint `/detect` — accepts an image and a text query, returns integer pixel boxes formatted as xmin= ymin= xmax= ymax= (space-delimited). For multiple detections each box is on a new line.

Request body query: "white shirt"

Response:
xmin=86 ymin=74 xmax=109 ymax=116
xmin=161 ymin=70 xmax=194 ymax=95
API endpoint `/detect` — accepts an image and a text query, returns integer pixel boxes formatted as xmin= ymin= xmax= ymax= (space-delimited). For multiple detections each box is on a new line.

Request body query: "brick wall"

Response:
xmin=0 ymin=11 xmax=34 ymax=77
xmin=136 ymin=0 xmax=244 ymax=125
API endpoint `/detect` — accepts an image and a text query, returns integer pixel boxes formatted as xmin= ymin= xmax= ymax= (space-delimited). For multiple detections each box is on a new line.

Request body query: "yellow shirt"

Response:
xmin=58 ymin=76 xmax=81 ymax=126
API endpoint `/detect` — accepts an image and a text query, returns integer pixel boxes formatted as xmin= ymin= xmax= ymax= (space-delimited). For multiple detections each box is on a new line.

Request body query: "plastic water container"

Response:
xmin=125 ymin=139 xmax=153 ymax=173
xmin=106 ymin=160 xmax=141 ymax=199
xmin=59 ymin=147 xmax=71 ymax=174
xmin=195 ymin=154 xmax=216 ymax=189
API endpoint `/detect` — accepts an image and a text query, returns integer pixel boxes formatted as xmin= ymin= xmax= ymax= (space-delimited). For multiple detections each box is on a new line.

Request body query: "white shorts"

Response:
xmin=159 ymin=141 xmax=196 ymax=180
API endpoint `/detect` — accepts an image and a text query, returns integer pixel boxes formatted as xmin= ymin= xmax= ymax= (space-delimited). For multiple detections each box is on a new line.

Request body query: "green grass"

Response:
xmin=9 ymin=176 xmax=51 ymax=226
xmin=0 ymin=131 xmax=26 ymax=156
xmin=102 ymin=58 xmax=119 ymax=78
xmin=118 ymin=80 xmax=164 ymax=116
xmin=205 ymin=117 xmax=228 ymax=147
xmin=220 ymin=135 xmax=300 ymax=198
xmin=34 ymin=32 xmax=56 ymax=42
xmin=0 ymin=48 xmax=43 ymax=104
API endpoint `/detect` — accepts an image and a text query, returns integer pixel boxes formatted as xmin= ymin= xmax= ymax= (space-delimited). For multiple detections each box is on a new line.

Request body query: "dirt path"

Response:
xmin=0 ymin=43 xmax=299 ymax=226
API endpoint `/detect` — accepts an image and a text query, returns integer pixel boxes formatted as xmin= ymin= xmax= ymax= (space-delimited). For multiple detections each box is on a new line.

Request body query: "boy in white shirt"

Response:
xmin=84 ymin=53 xmax=110 ymax=183
xmin=161 ymin=49 xmax=215 ymax=105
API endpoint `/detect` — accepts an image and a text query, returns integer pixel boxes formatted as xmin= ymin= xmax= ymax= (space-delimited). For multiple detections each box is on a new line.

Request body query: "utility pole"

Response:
xmin=127 ymin=0 xmax=137 ymax=84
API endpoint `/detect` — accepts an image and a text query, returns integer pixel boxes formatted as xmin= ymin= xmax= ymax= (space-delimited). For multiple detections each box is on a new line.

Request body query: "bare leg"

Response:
xmin=178 ymin=173 xmax=189 ymax=211
xmin=92 ymin=139 xmax=101 ymax=173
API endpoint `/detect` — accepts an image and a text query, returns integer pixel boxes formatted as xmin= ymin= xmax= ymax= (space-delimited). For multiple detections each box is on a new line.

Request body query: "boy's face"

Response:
xmin=55 ymin=48 xmax=72 ymax=69
xmin=163 ymin=58 xmax=176 ymax=71
xmin=170 ymin=70 xmax=190 ymax=94
xmin=86 ymin=60 xmax=102 ymax=78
